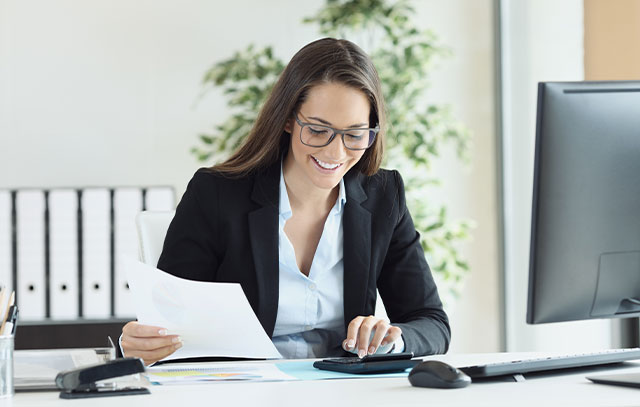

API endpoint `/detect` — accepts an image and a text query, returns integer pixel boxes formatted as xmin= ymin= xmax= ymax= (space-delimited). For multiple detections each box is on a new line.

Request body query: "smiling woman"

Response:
xmin=284 ymin=83 xmax=371 ymax=194
xmin=120 ymin=38 xmax=450 ymax=365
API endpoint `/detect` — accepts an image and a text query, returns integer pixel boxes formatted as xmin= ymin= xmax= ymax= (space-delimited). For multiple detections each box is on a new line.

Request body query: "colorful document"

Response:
xmin=147 ymin=362 xmax=295 ymax=385
xmin=146 ymin=360 xmax=411 ymax=385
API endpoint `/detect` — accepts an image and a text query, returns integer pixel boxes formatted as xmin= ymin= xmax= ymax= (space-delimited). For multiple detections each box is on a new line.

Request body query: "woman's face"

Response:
xmin=285 ymin=82 xmax=370 ymax=193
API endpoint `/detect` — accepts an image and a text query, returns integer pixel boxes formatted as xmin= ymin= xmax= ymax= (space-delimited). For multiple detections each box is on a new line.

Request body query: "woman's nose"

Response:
xmin=324 ymin=133 xmax=348 ymax=159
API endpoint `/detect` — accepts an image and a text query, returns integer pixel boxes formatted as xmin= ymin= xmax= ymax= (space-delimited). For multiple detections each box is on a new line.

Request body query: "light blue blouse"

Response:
xmin=271 ymin=165 xmax=347 ymax=358
xmin=272 ymin=164 xmax=406 ymax=358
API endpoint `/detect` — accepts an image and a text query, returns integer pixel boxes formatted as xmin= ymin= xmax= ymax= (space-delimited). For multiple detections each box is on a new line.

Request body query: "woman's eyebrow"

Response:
xmin=308 ymin=116 xmax=368 ymax=128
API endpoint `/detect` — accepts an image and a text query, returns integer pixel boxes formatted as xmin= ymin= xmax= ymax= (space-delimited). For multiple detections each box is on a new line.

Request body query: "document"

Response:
xmin=147 ymin=362 xmax=295 ymax=385
xmin=124 ymin=258 xmax=282 ymax=361
xmin=146 ymin=360 xmax=411 ymax=385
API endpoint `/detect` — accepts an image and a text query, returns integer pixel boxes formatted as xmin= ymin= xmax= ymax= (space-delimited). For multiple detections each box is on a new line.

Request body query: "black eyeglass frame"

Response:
xmin=294 ymin=113 xmax=379 ymax=151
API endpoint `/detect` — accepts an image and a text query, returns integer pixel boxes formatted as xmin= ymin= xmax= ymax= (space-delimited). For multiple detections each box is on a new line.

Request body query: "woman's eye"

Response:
xmin=345 ymin=133 xmax=364 ymax=140
xmin=309 ymin=127 xmax=329 ymax=135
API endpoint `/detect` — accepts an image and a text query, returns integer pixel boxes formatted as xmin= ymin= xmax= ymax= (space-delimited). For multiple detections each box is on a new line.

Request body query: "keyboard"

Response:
xmin=459 ymin=348 xmax=640 ymax=379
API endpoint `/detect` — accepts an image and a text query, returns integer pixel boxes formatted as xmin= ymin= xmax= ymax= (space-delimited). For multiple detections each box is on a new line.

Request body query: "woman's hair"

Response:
xmin=212 ymin=37 xmax=386 ymax=177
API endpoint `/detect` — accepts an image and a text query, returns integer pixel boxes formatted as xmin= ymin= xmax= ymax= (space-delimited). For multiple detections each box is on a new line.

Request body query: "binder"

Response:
xmin=145 ymin=187 xmax=175 ymax=211
xmin=113 ymin=188 xmax=142 ymax=318
xmin=49 ymin=189 xmax=79 ymax=319
xmin=16 ymin=190 xmax=46 ymax=320
xmin=81 ymin=189 xmax=111 ymax=319
xmin=0 ymin=191 xmax=12 ymax=291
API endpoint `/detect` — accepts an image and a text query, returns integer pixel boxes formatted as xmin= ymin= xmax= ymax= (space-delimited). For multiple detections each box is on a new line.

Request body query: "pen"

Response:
xmin=2 ymin=305 xmax=17 ymax=336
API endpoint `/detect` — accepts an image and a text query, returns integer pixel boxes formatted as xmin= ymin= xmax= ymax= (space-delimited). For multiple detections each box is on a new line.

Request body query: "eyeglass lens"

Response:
xmin=301 ymin=124 xmax=375 ymax=150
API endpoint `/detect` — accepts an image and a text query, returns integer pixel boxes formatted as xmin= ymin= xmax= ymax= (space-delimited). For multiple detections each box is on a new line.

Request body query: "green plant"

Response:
xmin=192 ymin=0 xmax=473 ymax=304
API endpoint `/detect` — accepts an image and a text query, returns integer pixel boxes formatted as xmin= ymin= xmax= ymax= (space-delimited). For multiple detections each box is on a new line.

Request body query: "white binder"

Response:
xmin=145 ymin=187 xmax=175 ymax=211
xmin=81 ymin=189 xmax=111 ymax=319
xmin=16 ymin=190 xmax=46 ymax=320
xmin=114 ymin=188 xmax=142 ymax=318
xmin=49 ymin=189 xmax=79 ymax=319
xmin=0 ymin=191 xmax=12 ymax=291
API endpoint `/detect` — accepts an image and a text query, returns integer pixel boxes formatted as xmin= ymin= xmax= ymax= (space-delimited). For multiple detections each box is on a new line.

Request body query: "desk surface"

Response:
xmin=8 ymin=352 xmax=640 ymax=407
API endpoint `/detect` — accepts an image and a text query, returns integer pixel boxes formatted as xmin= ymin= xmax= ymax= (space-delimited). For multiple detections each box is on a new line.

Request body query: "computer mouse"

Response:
xmin=408 ymin=360 xmax=471 ymax=389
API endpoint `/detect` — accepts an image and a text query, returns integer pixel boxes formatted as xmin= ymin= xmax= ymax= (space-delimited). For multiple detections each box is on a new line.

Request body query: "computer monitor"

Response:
xmin=527 ymin=81 xmax=640 ymax=324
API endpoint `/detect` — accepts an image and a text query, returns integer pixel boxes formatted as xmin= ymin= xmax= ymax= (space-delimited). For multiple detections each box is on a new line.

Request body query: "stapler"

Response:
xmin=55 ymin=357 xmax=150 ymax=399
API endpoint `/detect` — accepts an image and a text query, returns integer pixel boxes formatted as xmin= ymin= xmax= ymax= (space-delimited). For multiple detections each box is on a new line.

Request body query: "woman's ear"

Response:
xmin=284 ymin=119 xmax=293 ymax=134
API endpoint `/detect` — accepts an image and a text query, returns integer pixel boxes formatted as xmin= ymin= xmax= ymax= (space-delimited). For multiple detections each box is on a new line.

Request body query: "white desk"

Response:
xmin=7 ymin=353 xmax=640 ymax=407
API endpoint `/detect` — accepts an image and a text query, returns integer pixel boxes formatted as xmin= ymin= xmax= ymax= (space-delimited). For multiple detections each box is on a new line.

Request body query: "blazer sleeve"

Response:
xmin=157 ymin=170 xmax=220 ymax=282
xmin=376 ymin=170 xmax=451 ymax=356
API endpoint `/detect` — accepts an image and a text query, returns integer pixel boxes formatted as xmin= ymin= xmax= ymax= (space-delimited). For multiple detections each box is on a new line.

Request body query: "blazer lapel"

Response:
xmin=248 ymin=163 xmax=280 ymax=338
xmin=342 ymin=171 xmax=372 ymax=327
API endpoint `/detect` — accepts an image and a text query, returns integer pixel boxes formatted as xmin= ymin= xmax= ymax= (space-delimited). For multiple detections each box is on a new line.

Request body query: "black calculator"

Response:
xmin=313 ymin=352 xmax=419 ymax=374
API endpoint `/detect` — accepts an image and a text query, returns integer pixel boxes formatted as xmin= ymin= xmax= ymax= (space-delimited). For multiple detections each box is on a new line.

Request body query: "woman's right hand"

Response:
xmin=121 ymin=321 xmax=183 ymax=365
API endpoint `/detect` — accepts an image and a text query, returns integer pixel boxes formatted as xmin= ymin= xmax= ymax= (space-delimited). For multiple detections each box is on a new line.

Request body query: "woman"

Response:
xmin=122 ymin=38 xmax=450 ymax=365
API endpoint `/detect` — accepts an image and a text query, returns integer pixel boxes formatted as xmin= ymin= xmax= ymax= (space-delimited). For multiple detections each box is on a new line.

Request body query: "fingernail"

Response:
xmin=358 ymin=349 xmax=366 ymax=358
xmin=174 ymin=342 xmax=182 ymax=349
xmin=380 ymin=341 xmax=387 ymax=346
xmin=347 ymin=339 xmax=355 ymax=349
xmin=158 ymin=329 xmax=168 ymax=336
xmin=368 ymin=346 xmax=375 ymax=355
xmin=172 ymin=336 xmax=182 ymax=344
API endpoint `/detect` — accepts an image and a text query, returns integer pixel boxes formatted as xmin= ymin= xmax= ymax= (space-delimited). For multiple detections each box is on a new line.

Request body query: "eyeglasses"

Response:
xmin=294 ymin=113 xmax=379 ymax=151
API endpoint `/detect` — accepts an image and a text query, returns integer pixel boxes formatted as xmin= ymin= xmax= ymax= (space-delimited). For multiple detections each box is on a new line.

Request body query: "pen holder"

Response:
xmin=0 ymin=335 xmax=13 ymax=398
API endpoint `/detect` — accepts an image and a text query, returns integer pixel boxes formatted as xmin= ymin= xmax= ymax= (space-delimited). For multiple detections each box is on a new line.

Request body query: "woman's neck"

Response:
xmin=283 ymin=161 xmax=338 ymax=214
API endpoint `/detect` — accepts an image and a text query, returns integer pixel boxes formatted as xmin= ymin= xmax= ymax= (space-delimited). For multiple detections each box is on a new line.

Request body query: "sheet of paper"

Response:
xmin=124 ymin=257 xmax=282 ymax=361
xmin=146 ymin=360 xmax=410 ymax=385
xmin=146 ymin=362 xmax=295 ymax=385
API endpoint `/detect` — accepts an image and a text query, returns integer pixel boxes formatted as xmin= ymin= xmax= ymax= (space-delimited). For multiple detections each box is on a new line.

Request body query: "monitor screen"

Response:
xmin=527 ymin=81 xmax=640 ymax=324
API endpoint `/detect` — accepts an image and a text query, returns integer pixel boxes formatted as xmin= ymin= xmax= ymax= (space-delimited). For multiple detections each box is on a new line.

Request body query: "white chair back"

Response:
xmin=135 ymin=210 xmax=175 ymax=266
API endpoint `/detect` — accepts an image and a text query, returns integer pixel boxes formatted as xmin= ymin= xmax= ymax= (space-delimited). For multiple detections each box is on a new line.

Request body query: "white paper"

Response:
xmin=124 ymin=257 xmax=282 ymax=361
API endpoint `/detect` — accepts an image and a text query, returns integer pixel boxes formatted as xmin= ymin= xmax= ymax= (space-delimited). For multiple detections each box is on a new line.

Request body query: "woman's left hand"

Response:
xmin=342 ymin=315 xmax=402 ymax=358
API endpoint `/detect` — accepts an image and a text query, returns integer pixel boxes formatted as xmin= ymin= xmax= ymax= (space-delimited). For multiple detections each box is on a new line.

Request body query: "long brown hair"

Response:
xmin=212 ymin=38 xmax=386 ymax=177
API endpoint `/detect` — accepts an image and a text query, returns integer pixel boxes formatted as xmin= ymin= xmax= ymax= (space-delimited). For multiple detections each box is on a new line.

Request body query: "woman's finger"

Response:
xmin=123 ymin=321 xmax=170 ymax=337
xmin=343 ymin=316 xmax=365 ymax=352
xmin=122 ymin=334 xmax=181 ymax=353
xmin=124 ymin=343 xmax=181 ymax=366
xmin=357 ymin=316 xmax=378 ymax=358
xmin=380 ymin=326 xmax=402 ymax=347
xmin=368 ymin=321 xmax=390 ymax=354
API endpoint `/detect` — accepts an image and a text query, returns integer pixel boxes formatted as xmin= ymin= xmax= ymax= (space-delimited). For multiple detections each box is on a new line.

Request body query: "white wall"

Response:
xmin=0 ymin=0 xmax=320 ymax=191
xmin=0 ymin=0 xmax=499 ymax=352
xmin=417 ymin=0 xmax=499 ymax=353
xmin=501 ymin=0 xmax=612 ymax=352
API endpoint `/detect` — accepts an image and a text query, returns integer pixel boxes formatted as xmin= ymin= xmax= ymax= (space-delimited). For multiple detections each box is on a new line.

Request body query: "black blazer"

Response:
xmin=158 ymin=161 xmax=451 ymax=356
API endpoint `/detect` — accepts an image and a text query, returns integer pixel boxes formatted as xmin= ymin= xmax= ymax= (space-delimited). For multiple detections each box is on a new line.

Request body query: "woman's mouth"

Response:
xmin=311 ymin=155 xmax=343 ymax=171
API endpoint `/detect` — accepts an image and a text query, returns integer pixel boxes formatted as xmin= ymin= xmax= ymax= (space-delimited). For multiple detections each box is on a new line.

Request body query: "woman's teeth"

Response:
xmin=312 ymin=156 xmax=341 ymax=170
